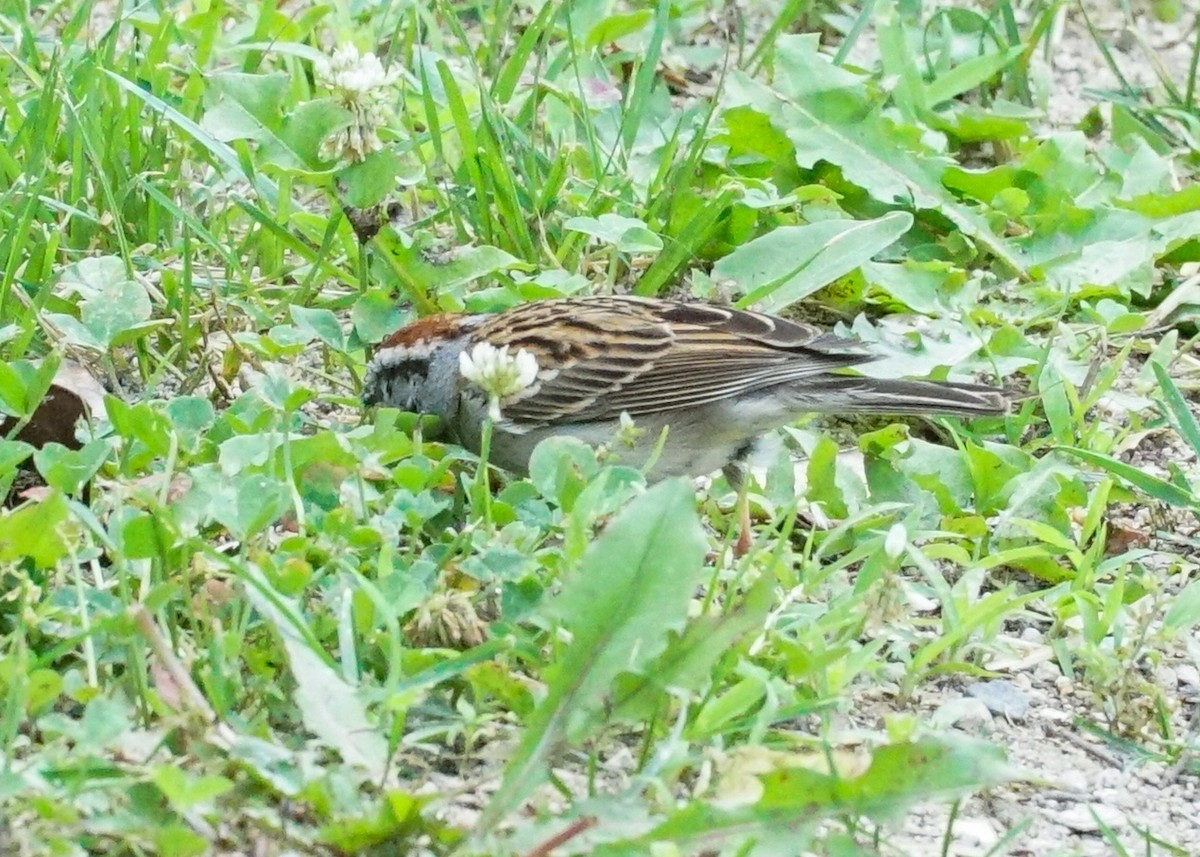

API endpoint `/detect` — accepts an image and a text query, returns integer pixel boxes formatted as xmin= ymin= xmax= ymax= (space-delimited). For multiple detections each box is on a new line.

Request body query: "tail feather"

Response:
xmin=782 ymin=376 xmax=1007 ymax=418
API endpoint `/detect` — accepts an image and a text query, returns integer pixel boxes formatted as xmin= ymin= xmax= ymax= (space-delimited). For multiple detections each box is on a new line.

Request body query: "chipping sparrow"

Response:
xmin=361 ymin=296 xmax=1006 ymax=485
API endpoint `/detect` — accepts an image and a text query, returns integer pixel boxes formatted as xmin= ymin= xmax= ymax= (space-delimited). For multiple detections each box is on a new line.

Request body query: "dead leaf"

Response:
xmin=1 ymin=360 xmax=107 ymax=451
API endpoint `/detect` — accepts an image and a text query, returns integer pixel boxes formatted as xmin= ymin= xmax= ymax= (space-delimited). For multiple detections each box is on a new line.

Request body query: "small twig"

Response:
xmin=130 ymin=605 xmax=217 ymax=723
xmin=1058 ymin=727 xmax=1123 ymax=768
xmin=520 ymin=816 xmax=598 ymax=857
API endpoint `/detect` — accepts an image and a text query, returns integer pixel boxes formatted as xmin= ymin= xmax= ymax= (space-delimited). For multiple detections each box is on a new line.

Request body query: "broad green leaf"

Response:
xmin=1164 ymin=580 xmax=1200 ymax=631
xmin=724 ymin=35 xmax=1025 ymax=276
xmin=203 ymin=471 xmax=291 ymax=539
xmin=290 ymin=305 xmax=346 ymax=351
xmin=55 ymin=257 xmax=152 ymax=350
xmin=860 ymin=259 xmax=972 ymax=314
xmin=0 ymin=491 xmax=70 ymax=567
xmin=352 ymin=289 xmax=409 ymax=344
xmin=75 ymin=696 xmax=132 ymax=751
xmin=164 ymin=397 xmax=216 ymax=449
xmin=844 ymin=315 xmax=991 ymax=379
xmin=691 ymin=675 xmax=769 ymax=739
xmin=610 ymin=572 xmax=774 ymax=724
xmin=107 ymin=397 xmax=174 ymax=459
xmin=0 ymin=356 xmax=61 ymax=418
xmin=152 ymin=826 xmax=208 ymax=857
xmin=565 ymin=213 xmax=663 ymax=253
xmin=720 ymin=213 xmax=912 ymax=312
xmin=33 ymin=438 xmax=112 ymax=496
xmin=226 ymin=735 xmax=307 ymax=797
xmin=341 ymin=149 xmax=425 ymax=208
xmin=25 ymin=669 xmax=62 ymax=715
xmin=0 ymin=362 xmax=30 ymax=417
xmin=594 ymin=737 xmax=1010 ymax=854
xmin=277 ymin=99 xmax=351 ymax=168
xmin=42 ymin=314 xmax=105 ymax=351
xmin=756 ymin=736 xmax=1010 ymax=812
xmin=209 ymin=71 xmax=290 ymax=129
xmin=1033 ymin=235 xmax=1155 ymax=298
xmin=585 ymin=10 xmax=652 ymax=47
xmin=435 ymin=245 xmax=524 ymax=290
xmin=528 ymin=436 xmax=600 ymax=510
xmin=201 ymin=71 xmax=318 ymax=172
xmin=805 ymin=434 xmax=849 ymax=519
xmin=244 ymin=569 xmax=389 ymax=781
xmin=0 ymin=439 xmax=33 ymax=473
xmin=118 ymin=510 xmax=176 ymax=560
xmin=477 ymin=478 xmax=708 ymax=833
xmin=152 ymin=767 xmax=234 ymax=812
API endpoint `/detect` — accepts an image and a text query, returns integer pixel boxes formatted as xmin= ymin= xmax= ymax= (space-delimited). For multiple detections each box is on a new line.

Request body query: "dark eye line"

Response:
xmin=386 ymin=357 xmax=431 ymax=379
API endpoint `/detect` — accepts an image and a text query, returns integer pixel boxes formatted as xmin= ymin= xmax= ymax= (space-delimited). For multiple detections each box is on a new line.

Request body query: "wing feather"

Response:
xmin=470 ymin=296 xmax=872 ymax=425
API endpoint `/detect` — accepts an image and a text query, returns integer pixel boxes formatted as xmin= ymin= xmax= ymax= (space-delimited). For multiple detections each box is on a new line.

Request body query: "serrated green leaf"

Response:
xmin=611 ymin=571 xmax=774 ymax=724
xmin=244 ymin=568 xmax=389 ymax=781
xmin=477 ymin=479 xmax=708 ymax=833
xmin=724 ymin=35 xmax=1024 ymax=276
xmin=594 ymin=736 xmax=1010 ymax=854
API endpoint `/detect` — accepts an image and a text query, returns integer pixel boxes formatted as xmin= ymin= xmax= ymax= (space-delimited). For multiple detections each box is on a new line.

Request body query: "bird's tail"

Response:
xmin=780 ymin=376 xmax=1008 ymax=418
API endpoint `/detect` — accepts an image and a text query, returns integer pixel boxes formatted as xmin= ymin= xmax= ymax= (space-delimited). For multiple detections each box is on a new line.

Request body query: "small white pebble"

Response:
xmin=952 ymin=817 xmax=999 ymax=849
xmin=1098 ymin=769 xmax=1129 ymax=789
xmin=1134 ymin=763 xmax=1165 ymax=784
xmin=1056 ymin=803 xmax=1128 ymax=833
xmin=1058 ymin=770 xmax=1089 ymax=792
xmin=931 ymin=697 xmax=993 ymax=731
xmin=1034 ymin=662 xmax=1061 ymax=684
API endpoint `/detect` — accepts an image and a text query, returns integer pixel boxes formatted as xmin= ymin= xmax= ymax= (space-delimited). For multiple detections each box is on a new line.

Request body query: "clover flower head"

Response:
xmin=317 ymin=43 xmax=400 ymax=95
xmin=615 ymin=411 xmax=645 ymax=448
xmin=458 ymin=342 xmax=539 ymax=422
xmin=315 ymin=43 xmax=401 ymax=162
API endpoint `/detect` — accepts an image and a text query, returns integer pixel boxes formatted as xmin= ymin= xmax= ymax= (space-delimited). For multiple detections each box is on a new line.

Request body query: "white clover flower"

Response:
xmin=614 ymin=411 xmax=645 ymax=448
xmin=883 ymin=522 xmax=907 ymax=560
xmin=458 ymin=342 xmax=539 ymax=422
xmin=315 ymin=44 xmax=400 ymax=162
